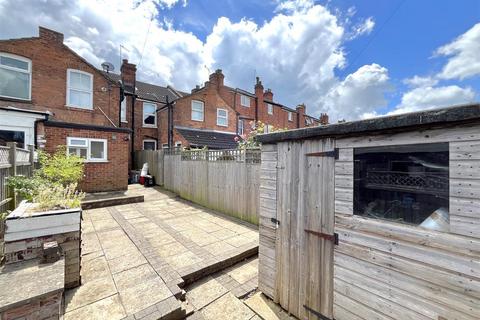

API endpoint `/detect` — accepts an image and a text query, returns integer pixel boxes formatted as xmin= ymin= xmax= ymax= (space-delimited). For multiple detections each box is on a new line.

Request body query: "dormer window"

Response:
xmin=67 ymin=69 xmax=93 ymax=109
xmin=0 ymin=53 xmax=31 ymax=100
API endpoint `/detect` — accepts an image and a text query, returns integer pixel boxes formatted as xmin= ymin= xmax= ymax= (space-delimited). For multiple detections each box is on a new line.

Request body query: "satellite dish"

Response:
xmin=101 ymin=61 xmax=115 ymax=73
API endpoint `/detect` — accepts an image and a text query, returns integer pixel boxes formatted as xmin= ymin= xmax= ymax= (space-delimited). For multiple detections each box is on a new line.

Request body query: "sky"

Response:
xmin=0 ymin=0 xmax=479 ymax=121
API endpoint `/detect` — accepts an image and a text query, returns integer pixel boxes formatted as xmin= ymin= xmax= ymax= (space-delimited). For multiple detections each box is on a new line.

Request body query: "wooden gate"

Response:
xmin=275 ymin=138 xmax=335 ymax=320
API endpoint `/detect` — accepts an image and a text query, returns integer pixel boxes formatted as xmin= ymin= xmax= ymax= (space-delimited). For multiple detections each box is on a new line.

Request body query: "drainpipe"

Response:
xmin=233 ymin=91 xmax=238 ymax=134
xmin=130 ymin=79 xmax=136 ymax=164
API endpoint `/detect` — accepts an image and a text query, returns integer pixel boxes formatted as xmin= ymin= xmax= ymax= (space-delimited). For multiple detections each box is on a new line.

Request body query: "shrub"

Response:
xmin=237 ymin=121 xmax=286 ymax=149
xmin=7 ymin=146 xmax=85 ymax=211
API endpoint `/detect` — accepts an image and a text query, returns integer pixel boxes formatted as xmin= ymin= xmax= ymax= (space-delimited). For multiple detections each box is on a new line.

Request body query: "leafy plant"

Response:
xmin=236 ymin=121 xmax=286 ymax=149
xmin=7 ymin=146 xmax=85 ymax=211
xmin=34 ymin=183 xmax=85 ymax=211
xmin=36 ymin=147 xmax=84 ymax=186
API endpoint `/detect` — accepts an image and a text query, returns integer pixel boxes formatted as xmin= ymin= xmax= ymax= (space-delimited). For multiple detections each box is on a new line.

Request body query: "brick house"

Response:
xmin=158 ymin=69 xmax=325 ymax=149
xmin=0 ymin=27 xmax=131 ymax=192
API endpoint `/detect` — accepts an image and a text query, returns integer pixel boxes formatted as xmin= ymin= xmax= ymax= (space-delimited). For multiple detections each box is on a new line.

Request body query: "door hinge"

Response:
xmin=304 ymin=305 xmax=335 ymax=320
xmin=271 ymin=218 xmax=280 ymax=226
xmin=305 ymin=148 xmax=339 ymax=160
xmin=305 ymin=230 xmax=339 ymax=245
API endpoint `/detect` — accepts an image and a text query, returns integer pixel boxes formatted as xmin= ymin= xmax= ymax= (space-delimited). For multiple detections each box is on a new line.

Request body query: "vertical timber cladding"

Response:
xmin=333 ymin=123 xmax=480 ymax=320
xmin=274 ymin=138 xmax=335 ymax=320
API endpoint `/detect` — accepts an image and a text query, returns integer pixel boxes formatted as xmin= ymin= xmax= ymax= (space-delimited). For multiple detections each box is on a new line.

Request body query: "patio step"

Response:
xmin=81 ymin=195 xmax=144 ymax=210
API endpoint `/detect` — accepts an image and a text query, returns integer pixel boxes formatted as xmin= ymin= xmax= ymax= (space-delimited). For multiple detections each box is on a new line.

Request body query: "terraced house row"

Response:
xmin=0 ymin=26 xmax=325 ymax=192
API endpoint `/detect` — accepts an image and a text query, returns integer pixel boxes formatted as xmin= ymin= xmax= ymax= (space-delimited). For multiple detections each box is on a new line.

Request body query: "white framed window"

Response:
xmin=241 ymin=95 xmax=250 ymax=107
xmin=217 ymin=108 xmax=228 ymax=127
xmin=288 ymin=111 xmax=293 ymax=122
xmin=267 ymin=103 xmax=273 ymax=115
xmin=175 ymin=141 xmax=182 ymax=147
xmin=121 ymin=97 xmax=127 ymax=122
xmin=192 ymin=100 xmax=204 ymax=121
xmin=143 ymin=102 xmax=157 ymax=127
xmin=0 ymin=52 xmax=32 ymax=100
xmin=265 ymin=124 xmax=273 ymax=133
xmin=66 ymin=69 xmax=93 ymax=109
xmin=143 ymin=139 xmax=156 ymax=150
xmin=162 ymin=143 xmax=169 ymax=149
xmin=67 ymin=137 xmax=107 ymax=162
xmin=238 ymin=119 xmax=244 ymax=135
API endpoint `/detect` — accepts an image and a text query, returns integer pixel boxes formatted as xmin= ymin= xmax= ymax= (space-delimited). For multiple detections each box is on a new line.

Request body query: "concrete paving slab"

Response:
xmin=227 ymin=259 xmax=258 ymax=284
xmin=201 ymin=292 xmax=255 ymax=320
xmin=118 ymin=278 xmax=172 ymax=315
xmin=113 ymin=264 xmax=158 ymax=292
xmin=186 ymin=276 xmax=228 ymax=310
xmin=64 ymin=294 xmax=126 ymax=320
xmin=107 ymin=251 xmax=148 ymax=274
xmin=81 ymin=255 xmax=110 ymax=283
xmin=64 ymin=276 xmax=117 ymax=312
xmin=244 ymin=293 xmax=297 ymax=320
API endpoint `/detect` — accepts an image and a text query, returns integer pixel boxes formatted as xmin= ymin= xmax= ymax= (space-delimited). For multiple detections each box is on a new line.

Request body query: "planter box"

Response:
xmin=5 ymin=201 xmax=81 ymax=242
xmin=4 ymin=201 xmax=82 ymax=288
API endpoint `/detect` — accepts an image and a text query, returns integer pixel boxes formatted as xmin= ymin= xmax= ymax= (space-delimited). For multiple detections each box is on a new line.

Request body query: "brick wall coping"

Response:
xmin=0 ymin=258 xmax=65 ymax=312
xmin=44 ymin=120 xmax=132 ymax=133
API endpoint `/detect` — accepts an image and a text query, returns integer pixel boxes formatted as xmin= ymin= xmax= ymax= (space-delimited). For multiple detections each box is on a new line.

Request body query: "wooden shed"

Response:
xmin=256 ymin=103 xmax=480 ymax=320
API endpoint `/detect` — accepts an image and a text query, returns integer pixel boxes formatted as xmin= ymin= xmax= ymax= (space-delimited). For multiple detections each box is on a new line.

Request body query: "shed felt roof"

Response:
xmin=256 ymin=103 xmax=480 ymax=144
xmin=100 ymin=71 xmax=185 ymax=103
xmin=175 ymin=126 xmax=239 ymax=149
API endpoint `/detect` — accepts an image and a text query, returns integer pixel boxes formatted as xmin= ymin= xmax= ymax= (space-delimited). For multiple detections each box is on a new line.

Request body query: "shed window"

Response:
xmin=353 ymin=143 xmax=449 ymax=230
xmin=0 ymin=53 xmax=31 ymax=100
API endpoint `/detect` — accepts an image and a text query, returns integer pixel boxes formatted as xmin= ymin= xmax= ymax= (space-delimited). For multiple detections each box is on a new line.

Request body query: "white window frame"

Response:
xmin=217 ymin=108 xmax=228 ymax=127
xmin=142 ymin=101 xmax=157 ymax=128
xmin=67 ymin=137 xmax=107 ymax=162
xmin=238 ymin=119 xmax=244 ymax=135
xmin=265 ymin=124 xmax=273 ymax=133
xmin=66 ymin=69 xmax=93 ymax=109
xmin=267 ymin=103 xmax=273 ymax=115
xmin=175 ymin=141 xmax=182 ymax=147
xmin=191 ymin=100 xmax=204 ymax=122
xmin=121 ymin=97 xmax=127 ymax=122
xmin=0 ymin=52 xmax=32 ymax=101
xmin=288 ymin=111 xmax=293 ymax=122
xmin=241 ymin=95 xmax=250 ymax=107
xmin=162 ymin=143 xmax=169 ymax=149
xmin=143 ymin=139 xmax=157 ymax=150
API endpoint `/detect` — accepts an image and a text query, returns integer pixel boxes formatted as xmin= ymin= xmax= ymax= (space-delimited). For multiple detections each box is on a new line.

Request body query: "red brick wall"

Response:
xmin=158 ymin=83 xmax=237 ymax=147
xmin=0 ymin=292 xmax=62 ymax=320
xmin=0 ymin=27 xmax=121 ymax=127
xmin=44 ymin=125 xmax=129 ymax=192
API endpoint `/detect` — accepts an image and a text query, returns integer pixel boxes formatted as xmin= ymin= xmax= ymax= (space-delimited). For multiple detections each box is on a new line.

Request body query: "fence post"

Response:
xmin=7 ymin=142 xmax=17 ymax=211
xmin=28 ymin=144 xmax=35 ymax=165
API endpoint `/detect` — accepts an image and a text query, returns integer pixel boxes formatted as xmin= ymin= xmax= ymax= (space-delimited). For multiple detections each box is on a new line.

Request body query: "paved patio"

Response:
xmin=64 ymin=187 xmax=259 ymax=319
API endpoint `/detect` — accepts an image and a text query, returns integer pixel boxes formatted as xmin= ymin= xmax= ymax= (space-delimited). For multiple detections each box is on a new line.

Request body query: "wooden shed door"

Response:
xmin=276 ymin=139 xmax=335 ymax=320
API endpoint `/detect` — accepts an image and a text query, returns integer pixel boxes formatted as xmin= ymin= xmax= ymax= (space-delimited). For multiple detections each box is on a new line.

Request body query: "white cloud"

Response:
xmin=321 ymin=64 xmax=391 ymax=120
xmin=435 ymin=23 xmax=480 ymax=80
xmin=403 ymin=75 xmax=438 ymax=88
xmin=389 ymin=85 xmax=476 ymax=115
xmin=348 ymin=17 xmax=375 ymax=39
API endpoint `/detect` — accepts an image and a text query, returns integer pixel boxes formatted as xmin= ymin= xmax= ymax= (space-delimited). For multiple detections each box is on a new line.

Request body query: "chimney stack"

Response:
xmin=209 ymin=69 xmax=224 ymax=89
xmin=263 ymin=88 xmax=273 ymax=101
xmin=319 ymin=113 xmax=329 ymax=125
xmin=39 ymin=26 xmax=64 ymax=45
xmin=121 ymin=59 xmax=137 ymax=88
xmin=296 ymin=104 xmax=306 ymax=128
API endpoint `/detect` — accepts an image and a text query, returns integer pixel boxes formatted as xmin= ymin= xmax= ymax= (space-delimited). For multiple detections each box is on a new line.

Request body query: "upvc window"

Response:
xmin=265 ymin=124 xmax=273 ymax=133
xmin=267 ymin=103 xmax=273 ymax=115
xmin=143 ymin=102 xmax=157 ymax=127
xmin=143 ymin=139 xmax=156 ymax=150
xmin=241 ymin=95 xmax=250 ymax=107
xmin=162 ymin=143 xmax=169 ymax=149
xmin=288 ymin=111 xmax=293 ymax=122
xmin=67 ymin=137 xmax=107 ymax=162
xmin=0 ymin=53 xmax=31 ymax=100
xmin=217 ymin=108 xmax=228 ymax=127
xmin=192 ymin=100 xmax=204 ymax=121
xmin=121 ymin=97 xmax=127 ymax=122
xmin=238 ymin=119 xmax=244 ymax=135
xmin=67 ymin=69 xmax=93 ymax=109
